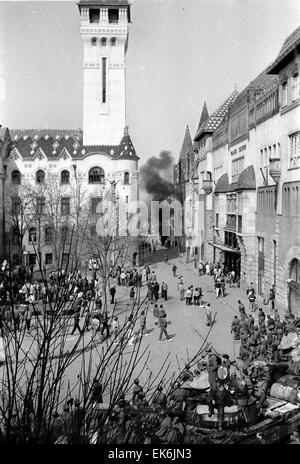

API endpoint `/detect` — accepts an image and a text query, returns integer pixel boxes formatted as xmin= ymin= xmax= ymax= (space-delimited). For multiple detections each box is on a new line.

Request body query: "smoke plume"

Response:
xmin=140 ymin=151 xmax=175 ymax=201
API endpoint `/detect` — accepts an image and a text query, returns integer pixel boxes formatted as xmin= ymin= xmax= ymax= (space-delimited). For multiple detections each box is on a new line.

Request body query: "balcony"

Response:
xmin=202 ymin=179 xmax=213 ymax=194
xmin=269 ymin=157 xmax=281 ymax=184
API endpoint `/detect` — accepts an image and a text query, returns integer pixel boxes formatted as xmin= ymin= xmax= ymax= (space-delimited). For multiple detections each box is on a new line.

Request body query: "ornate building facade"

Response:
xmin=0 ymin=0 xmax=140 ymax=270
xmin=175 ymin=25 xmax=300 ymax=314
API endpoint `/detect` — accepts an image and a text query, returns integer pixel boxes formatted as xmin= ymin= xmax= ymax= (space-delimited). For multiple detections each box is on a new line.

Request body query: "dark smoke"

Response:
xmin=140 ymin=151 xmax=175 ymax=201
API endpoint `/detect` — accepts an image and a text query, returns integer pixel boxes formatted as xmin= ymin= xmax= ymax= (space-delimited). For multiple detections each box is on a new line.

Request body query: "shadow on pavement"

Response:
xmin=142 ymin=247 xmax=179 ymax=266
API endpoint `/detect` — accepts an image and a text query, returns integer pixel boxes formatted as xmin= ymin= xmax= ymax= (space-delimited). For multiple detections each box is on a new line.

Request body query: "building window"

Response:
xmin=282 ymin=81 xmax=288 ymax=107
xmin=108 ymin=8 xmax=119 ymax=23
xmin=110 ymin=37 xmax=117 ymax=46
xmin=29 ymin=227 xmax=37 ymax=243
xmin=124 ymin=172 xmax=130 ymax=184
xmin=91 ymin=37 xmax=97 ymax=47
xmin=292 ymin=73 xmax=300 ymax=102
xmin=11 ymin=197 xmax=21 ymax=215
xmin=36 ymin=196 xmax=45 ymax=214
xmin=289 ymin=131 xmax=300 ymax=169
xmin=45 ymin=253 xmax=53 ymax=265
xmin=61 ymin=170 xmax=70 ymax=184
xmin=238 ymin=215 xmax=242 ymax=233
xmin=36 ymin=169 xmax=45 ymax=184
xmin=101 ymin=37 xmax=107 ymax=46
xmin=11 ymin=170 xmax=21 ymax=184
xmin=91 ymin=197 xmax=101 ymax=214
xmin=125 ymin=196 xmax=129 ymax=203
xmin=45 ymin=227 xmax=53 ymax=243
xmin=226 ymin=194 xmax=237 ymax=213
xmin=12 ymin=227 xmax=20 ymax=245
xmin=215 ymin=213 xmax=219 ymax=228
xmin=290 ymin=258 xmax=300 ymax=283
xmin=258 ymin=236 xmax=264 ymax=253
xmin=61 ymin=226 xmax=70 ymax=242
xmin=61 ymin=197 xmax=70 ymax=216
xmin=102 ymin=57 xmax=107 ymax=103
xmin=89 ymin=9 xmax=100 ymax=23
xmin=89 ymin=167 xmax=105 ymax=184
xmin=232 ymin=157 xmax=244 ymax=182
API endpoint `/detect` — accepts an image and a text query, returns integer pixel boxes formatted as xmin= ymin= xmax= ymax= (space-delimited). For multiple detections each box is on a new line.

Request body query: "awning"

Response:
xmin=208 ymin=241 xmax=241 ymax=254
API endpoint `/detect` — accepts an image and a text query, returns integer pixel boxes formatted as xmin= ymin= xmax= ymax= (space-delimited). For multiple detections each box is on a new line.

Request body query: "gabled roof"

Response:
xmin=9 ymin=128 xmax=139 ymax=161
xmin=194 ymin=90 xmax=239 ymax=141
xmin=179 ymin=125 xmax=193 ymax=160
xmin=267 ymin=25 xmax=300 ymax=74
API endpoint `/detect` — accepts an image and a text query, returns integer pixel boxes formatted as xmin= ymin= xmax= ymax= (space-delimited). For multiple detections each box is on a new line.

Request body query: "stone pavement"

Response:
xmin=2 ymin=247 xmax=287 ymax=391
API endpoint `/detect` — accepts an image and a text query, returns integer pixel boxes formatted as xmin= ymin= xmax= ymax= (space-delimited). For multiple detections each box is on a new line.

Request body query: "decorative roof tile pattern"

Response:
xmin=9 ymin=128 xmax=139 ymax=161
xmin=194 ymin=90 xmax=239 ymax=140
xmin=268 ymin=25 xmax=300 ymax=74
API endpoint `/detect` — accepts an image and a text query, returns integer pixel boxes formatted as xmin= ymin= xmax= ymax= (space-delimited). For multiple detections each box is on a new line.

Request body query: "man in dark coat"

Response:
xmin=110 ymin=286 xmax=116 ymax=304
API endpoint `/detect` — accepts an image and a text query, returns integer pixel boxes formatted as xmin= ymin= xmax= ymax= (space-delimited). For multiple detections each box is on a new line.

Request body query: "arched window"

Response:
xmin=29 ymin=227 xmax=37 ymax=243
xmin=11 ymin=170 xmax=21 ymax=184
xmin=61 ymin=170 xmax=70 ymax=184
xmin=91 ymin=37 xmax=97 ymax=47
xmin=124 ymin=172 xmax=130 ymax=184
xmin=36 ymin=169 xmax=45 ymax=184
xmin=111 ymin=37 xmax=117 ymax=46
xmin=89 ymin=167 xmax=105 ymax=184
xmin=290 ymin=259 xmax=300 ymax=283
xmin=101 ymin=37 xmax=107 ymax=46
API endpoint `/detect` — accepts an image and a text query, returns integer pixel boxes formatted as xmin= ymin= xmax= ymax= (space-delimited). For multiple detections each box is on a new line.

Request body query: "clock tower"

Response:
xmin=78 ymin=1 xmax=132 ymax=146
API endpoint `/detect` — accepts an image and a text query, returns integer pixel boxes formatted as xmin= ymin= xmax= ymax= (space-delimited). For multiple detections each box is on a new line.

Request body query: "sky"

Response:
xmin=0 ymin=0 xmax=299 ymax=166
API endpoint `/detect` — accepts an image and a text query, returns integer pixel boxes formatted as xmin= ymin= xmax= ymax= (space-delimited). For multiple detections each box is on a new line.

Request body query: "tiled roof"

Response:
xmin=267 ymin=26 xmax=300 ymax=74
xmin=9 ymin=128 xmax=139 ymax=161
xmin=194 ymin=90 xmax=239 ymax=140
xmin=179 ymin=125 xmax=193 ymax=160
xmin=235 ymin=68 xmax=279 ymax=106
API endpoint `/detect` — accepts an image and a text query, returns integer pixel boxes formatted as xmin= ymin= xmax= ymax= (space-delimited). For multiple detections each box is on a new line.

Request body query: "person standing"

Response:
xmin=112 ymin=316 xmax=120 ymax=344
xmin=248 ymin=289 xmax=256 ymax=312
xmin=268 ymin=288 xmax=275 ymax=314
xmin=164 ymin=254 xmax=168 ymax=264
xmin=100 ymin=313 xmax=110 ymax=339
xmin=178 ymin=280 xmax=184 ymax=301
xmin=139 ymin=310 xmax=148 ymax=337
xmin=129 ymin=287 xmax=135 ymax=305
xmin=158 ymin=313 xmax=172 ymax=342
xmin=172 ymin=264 xmax=177 ymax=277
xmin=205 ymin=303 xmax=213 ymax=326
xmin=110 ymin=286 xmax=116 ymax=304
xmin=13 ymin=306 xmax=21 ymax=333
xmin=161 ymin=282 xmax=168 ymax=301
xmin=24 ymin=304 xmax=33 ymax=332
xmin=185 ymin=287 xmax=192 ymax=305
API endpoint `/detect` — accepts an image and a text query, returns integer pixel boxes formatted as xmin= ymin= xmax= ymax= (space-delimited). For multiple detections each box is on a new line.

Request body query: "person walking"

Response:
xmin=153 ymin=303 xmax=159 ymax=325
xmin=205 ymin=303 xmax=213 ymax=326
xmin=172 ymin=264 xmax=177 ymax=277
xmin=215 ymin=278 xmax=221 ymax=298
xmin=185 ymin=287 xmax=192 ymax=305
xmin=24 ymin=304 xmax=33 ymax=332
xmin=164 ymin=254 xmax=168 ymax=264
xmin=100 ymin=313 xmax=110 ymax=339
xmin=161 ymin=282 xmax=168 ymax=301
xmin=139 ymin=310 xmax=148 ymax=337
xmin=158 ymin=313 xmax=172 ymax=342
xmin=110 ymin=286 xmax=116 ymax=304
xmin=71 ymin=311 xmax=83 ymax=336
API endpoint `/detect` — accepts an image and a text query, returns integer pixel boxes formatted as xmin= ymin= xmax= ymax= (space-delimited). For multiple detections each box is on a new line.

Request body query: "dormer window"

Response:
xmin=108 ymin=9 xmax=119 ymax=24
xmin=89 ymin=9 xmax=100 ymax=24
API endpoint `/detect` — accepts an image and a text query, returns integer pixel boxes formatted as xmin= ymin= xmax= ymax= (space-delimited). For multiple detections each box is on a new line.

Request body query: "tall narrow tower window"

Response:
xmin=102 ymin=57 xmax=107 ymax=104
xmin=101 ymin=37 xmax=107 ymax=46
xmin=91 ymin=37 xmax=97 ymax=47
xmin=111 ymin=37 xmax=117 ymax=46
